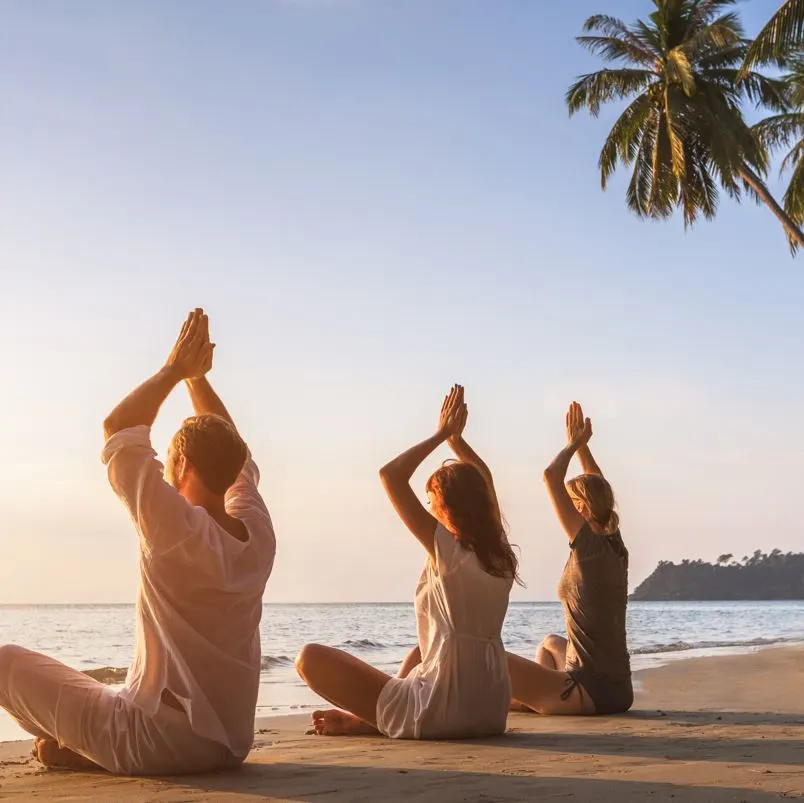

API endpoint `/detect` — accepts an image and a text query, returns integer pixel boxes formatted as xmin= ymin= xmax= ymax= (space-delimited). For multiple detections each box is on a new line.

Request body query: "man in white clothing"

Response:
xmin=0 ymin=308 xmax=276 ymax=774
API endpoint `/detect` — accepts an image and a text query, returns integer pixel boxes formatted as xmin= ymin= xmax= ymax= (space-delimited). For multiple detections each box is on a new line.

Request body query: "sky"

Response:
xmin=0 ymin=0 xmax=801 ymax=604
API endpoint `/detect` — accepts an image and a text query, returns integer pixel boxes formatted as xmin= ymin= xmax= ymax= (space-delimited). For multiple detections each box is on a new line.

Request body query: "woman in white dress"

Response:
xmin=295 ymin=385 xmax=519 ymax=738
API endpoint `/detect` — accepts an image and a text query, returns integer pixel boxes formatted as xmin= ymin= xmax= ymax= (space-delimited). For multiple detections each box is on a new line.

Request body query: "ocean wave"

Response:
xmin=260 ymin=654 xmax=294 ymax=669
xmin=630 ymin=636 xmax=792 ymax=656
xmin=337 ymin=639 xmax=386 ymax=650
xmin=79 ymin=655 xmax=297 ymax=683
xmin=83 ymin=667 xmax=128 ymax=684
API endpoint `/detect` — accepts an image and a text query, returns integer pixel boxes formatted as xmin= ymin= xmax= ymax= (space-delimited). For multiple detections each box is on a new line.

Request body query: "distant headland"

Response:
xmin=631 ymin=551 xmax=804 ymax=601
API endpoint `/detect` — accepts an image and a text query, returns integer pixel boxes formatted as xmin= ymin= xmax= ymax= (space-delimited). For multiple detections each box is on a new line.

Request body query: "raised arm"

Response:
xmin=184 ymin=345 xmax=264 ymax=500
xmin=102 ymin=308 xmax=216 ymax=554
xmin=544 ymin=402 xmax=593 ymax=542
xmin=571 ymin=402 xmax=603 ymax=476
xmin=185 ymin=377 xmax=236 ymax=429
xmin=103 ymin=308 xmax=213 ymax=440
xmin=576 ymin=444 xmax=603 ymax=476
xmin=446 ymin=388 xmax=500 ymax=518
xmin=379 ymin=385 xmax=467 ymax=558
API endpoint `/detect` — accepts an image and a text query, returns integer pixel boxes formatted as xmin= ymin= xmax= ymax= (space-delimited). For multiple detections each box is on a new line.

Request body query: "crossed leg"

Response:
xmin=0 ymin=644 xmax=111 ymax=770
xmin=295 ymin=644 xmax=392 ymax=736
xmin=393 ymin=642 xmax=589 ymax=715
xmin=535 ymin=634 xmax=568 ymax=670
xmin=507 ymin=651 xmax=596 ymax=715
xmin=0 ymin=644 xmax=234 ymax=775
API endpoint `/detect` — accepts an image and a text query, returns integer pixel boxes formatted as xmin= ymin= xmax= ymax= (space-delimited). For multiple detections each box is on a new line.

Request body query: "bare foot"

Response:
xmin=311 ymin=709 xmax=379 ymax=736
xmin=35 ymin=738 xmax=99 ymax=771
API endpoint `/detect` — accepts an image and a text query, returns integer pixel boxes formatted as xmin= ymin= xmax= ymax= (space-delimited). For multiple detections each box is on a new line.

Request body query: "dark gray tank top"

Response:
xmin=557 ymin=522 xmax=631 ymax=684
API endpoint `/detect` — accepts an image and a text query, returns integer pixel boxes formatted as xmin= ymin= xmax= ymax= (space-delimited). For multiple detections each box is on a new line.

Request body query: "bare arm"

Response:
xmin=103 ymin=367 xmax=181 ymax=440
xmin=576 ymin=444 xmax=603 ymax=477
xmin=448 ymin=435 xmax=500 ymax=518
xmin=380 ymin=385 xmax=467 ymax=559
xmin=103 ymin=309 xmax=213 ymax=440
xmin=379 ymin=432 xmax=447 ymax=559
xmin=544 ymin=443 xmax=588 ymax=543
xmin=546 ymin=404 xmax=593 ymax=542
xmin=185 ymin=377 xmax=236 ymax=429
xmin=567 ymin=403 xmax=603 ymax=477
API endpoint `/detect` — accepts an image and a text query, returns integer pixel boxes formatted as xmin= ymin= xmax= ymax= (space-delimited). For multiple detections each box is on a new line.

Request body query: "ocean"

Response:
xmin=1 ymin=601 xmax=802 ymax=742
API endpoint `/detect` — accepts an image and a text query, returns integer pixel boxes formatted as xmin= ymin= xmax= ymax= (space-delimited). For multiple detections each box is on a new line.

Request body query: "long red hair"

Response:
xmin=425 ymin=461 xmax=521 ymax=584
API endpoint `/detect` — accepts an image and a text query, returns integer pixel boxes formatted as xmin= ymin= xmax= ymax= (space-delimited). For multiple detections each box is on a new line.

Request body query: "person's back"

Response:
xmin=104 ymin=424 xmax=276 ymax=758
xmin=413 ymin=525 xmax=513 ymax=738
xmin=558 ymin=523 xmax=631 ymax=695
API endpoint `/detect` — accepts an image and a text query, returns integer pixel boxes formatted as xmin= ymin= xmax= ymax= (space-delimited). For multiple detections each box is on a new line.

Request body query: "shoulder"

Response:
xmin=434 ymin=524 xmax=463 ymax=573
xmin=226 ymin=457 xmax=271 ymax=524
xmin=570 ymin=523 xmax=606 ymax=555
xmin=101 ymin=425 xmax=155 ymax=465
xmin=571 ymin=524 xmax=627 ymax=561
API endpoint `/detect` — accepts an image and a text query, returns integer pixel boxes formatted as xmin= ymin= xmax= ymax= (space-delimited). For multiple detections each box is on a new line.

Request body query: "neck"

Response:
xmin=182 ymin=488 xmax=227 ymax=520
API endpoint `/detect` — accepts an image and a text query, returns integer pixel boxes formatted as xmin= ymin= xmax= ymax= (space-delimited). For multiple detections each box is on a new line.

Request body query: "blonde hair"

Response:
xmin=566 ymin=474 xmax=619 ymax=535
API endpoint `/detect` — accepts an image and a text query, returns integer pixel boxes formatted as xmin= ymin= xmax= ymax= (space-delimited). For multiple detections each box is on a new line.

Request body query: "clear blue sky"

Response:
xmin=0 ymin=0 xmax=801 ymax=603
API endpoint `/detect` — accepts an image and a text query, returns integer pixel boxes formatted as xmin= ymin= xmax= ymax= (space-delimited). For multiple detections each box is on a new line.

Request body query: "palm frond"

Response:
xmin=781 ymin=142 xmax=804 ymax=225
xmin=582 ymin=14 xmax=660 ymax=61
xmin=681 ymin=13 xmax=743 ymax=58
xmin=566 ymin=69 xmax=656 ymax=117
xmin=633 ymin=19 xmax=664 ymax=55
xmin=753 ymin=112 xmax=804 ymax=150
xmin=598 ymin=92 xmax=656 ymax=188
xmin=666 ymin=47 xmax=696 ymax=95
xmin=778 ymin=56 xmax=804 ymax=106
xmin=706 ymin=70 xmax=791 ymax=111
xmin=626 ymin=112 xmax=659 ymax=216
xmin=576 ymin=35 xmax=658 ymax=66
xmin=781 ymin=138 xmax=804 ymax=172
xmin=689 ymin=0 xmax=739 ymax=28
xmin=664 ymin=86 xmax=688 ymax=178
xmin=649 ymin=106 xmax=678 ymax=217
xmin=742 ymin=0 xmax=804 ymax=73
xmin=681 ymin=149 xmax=719 ymax=223
xmin=698 ymin=42 xmax=746 ymax=69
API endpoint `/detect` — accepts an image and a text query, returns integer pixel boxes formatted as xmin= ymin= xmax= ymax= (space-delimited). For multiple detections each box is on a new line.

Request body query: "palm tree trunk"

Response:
xmin=739 ymin=166 xmax=804 ymax=251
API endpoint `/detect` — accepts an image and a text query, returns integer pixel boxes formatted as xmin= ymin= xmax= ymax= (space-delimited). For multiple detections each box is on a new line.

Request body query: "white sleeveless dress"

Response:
xmin=376 ymin=525 xmax=513 ymax=739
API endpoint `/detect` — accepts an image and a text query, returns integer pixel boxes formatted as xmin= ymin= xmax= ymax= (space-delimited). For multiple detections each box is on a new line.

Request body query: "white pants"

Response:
xmin=0 ymin=645 xmax=241 ymax=776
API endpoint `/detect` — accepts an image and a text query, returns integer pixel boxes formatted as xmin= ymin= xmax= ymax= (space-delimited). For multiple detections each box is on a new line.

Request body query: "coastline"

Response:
xmin=1 ymin=644 xmax=801 ymax=801
xmin=1 ymin=636 xmax=799 ymax=744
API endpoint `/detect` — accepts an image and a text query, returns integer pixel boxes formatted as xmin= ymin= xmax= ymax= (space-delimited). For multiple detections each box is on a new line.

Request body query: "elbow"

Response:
xmin=543 ymin=467 xmax=560 ymax=486
xmin=379 ymin=464 xmax=402 ymax=490
xmin=103 ymin=416 xmax=117 ymax=442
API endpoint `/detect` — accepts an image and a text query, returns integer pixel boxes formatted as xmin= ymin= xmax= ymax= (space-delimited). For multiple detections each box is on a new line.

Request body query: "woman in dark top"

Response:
xmin=508 ymin=401 xmax=633 ymax=715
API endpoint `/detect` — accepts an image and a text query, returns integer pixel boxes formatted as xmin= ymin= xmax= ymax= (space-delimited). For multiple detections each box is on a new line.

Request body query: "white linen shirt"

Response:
xmin=101 ymin=425 xmax=276 ymax=758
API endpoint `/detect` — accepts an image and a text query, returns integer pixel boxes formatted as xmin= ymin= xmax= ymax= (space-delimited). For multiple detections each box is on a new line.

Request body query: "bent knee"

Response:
xmin=0 ymin=644 xmax=27 ymax=674
xmin=0 ymin=645 xmax=29 ymax=699
xmin=294 ymin=643 xmax=326 ymax=679
xmin=541 ymin=634 xmax=565 ymax=648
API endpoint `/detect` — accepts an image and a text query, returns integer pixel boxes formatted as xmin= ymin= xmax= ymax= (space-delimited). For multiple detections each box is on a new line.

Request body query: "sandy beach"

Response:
xmin=0 ymin=645 xmax=801 ymax=802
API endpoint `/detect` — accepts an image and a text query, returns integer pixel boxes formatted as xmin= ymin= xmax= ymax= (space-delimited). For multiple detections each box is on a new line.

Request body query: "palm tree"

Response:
xmin=752 ymin=57 xmax=804 ymax=227
xmin=566 ymin=0 xmax=804 ymax=250
xmin=742 ymin=0 xmax=804 ymax=73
